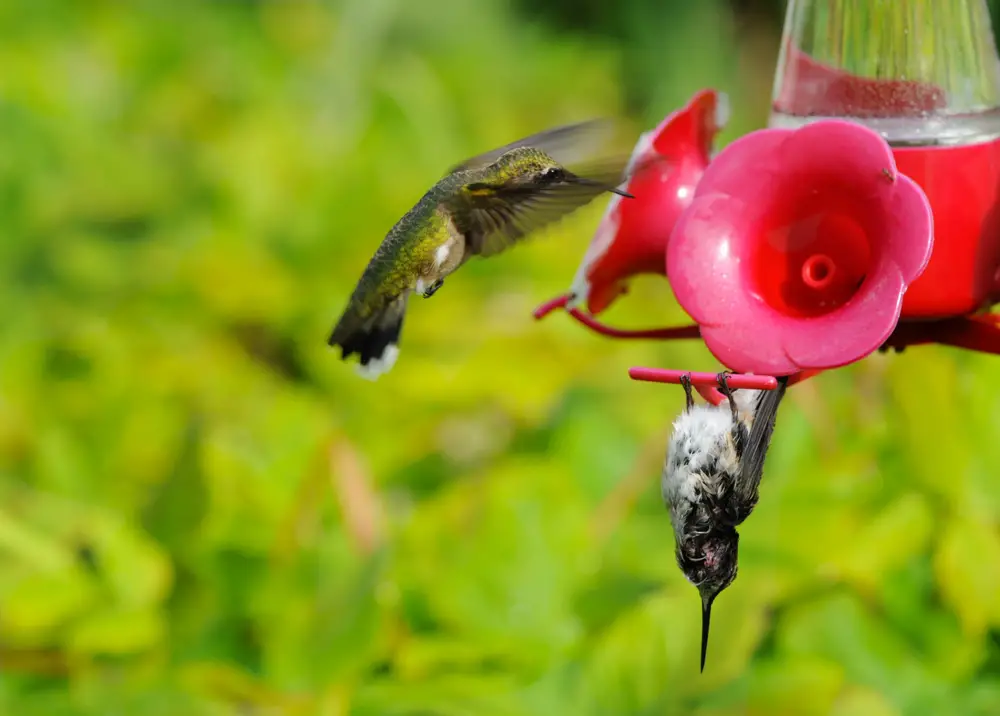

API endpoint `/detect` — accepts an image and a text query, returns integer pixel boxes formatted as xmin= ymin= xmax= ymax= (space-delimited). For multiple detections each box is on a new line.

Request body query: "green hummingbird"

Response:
xmin=328 ymin=119 xmax=635 ymax=379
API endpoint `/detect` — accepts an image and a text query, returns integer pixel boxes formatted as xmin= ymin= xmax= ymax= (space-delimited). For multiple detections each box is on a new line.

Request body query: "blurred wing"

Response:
xmin=454 ymin=161 xmax=628 ymax=258
xmin=734 ymin=376 xmax=789 ymax=508
xmin=450 ymin=118 xmax=620 ymax=175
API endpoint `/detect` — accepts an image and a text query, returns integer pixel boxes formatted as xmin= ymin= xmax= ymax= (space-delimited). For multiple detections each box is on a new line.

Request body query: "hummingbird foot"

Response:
xmin=680 ymin=373 xmax=695 ymax=412
xmin=421 ymin=279 xmax=444 ymax=299
xmin=715 ymin=371 xmax=738 ymax=423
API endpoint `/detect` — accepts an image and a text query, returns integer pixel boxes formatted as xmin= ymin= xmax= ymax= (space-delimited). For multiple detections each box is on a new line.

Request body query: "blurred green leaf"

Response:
xmin=395 ymin=459 xmax=587 ymax=656
xmin=932 ymin=514 xmax=1000 ymax=637
xmin=879 ymin=556 xmax=983 ymax=682
xmin=830 ymin=686 xmax=900 ymax=716
xmin=66 ymin=607 xmax=166 ymax=656
xmin=141 ymin=420 xmax=208 ymax=559
xmin=581 ymin=584 xmax=767 ymax=712
xmin=572 ymin=570 xmax=662 ymax=634
xmin=743 ymin=658 xmax=845 ymax=716
xmin=887 ymin=352 xmax=969 ymax=510
xmin=963 ymin=680 xmax=1000 ymax=716
xmin=0 ymin=508 xmax=71 ymax=572
xmin=0 ymin=569 xmax=99 ymax=643
xmin=776 ymin=590 xmax=959 ymax=714
xmin=258 ymin=548 xmax=394 ymax=691
xmin=91 ymin=517 xmax=173 ymax=609
xmin=836 ymin=494 xmax=934 ymax=595
xmin=179 ymin=661 xmax=306 ymax=713
xmin=354 ymin=673 xmax=527 ymax=716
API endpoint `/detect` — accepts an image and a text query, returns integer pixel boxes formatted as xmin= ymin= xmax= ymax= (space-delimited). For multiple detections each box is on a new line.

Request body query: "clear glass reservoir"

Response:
xmin=769 ymin=0 xmax=1000 ymax=146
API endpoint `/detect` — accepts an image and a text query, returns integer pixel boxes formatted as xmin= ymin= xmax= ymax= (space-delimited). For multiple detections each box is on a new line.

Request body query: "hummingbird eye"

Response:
xmin=541 ymin=167 xmax=564 ymax=182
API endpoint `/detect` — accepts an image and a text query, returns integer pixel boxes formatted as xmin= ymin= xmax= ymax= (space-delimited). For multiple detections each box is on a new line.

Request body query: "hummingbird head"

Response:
xmin=493 ymin=147 xmax=633 ymax=197
xmin=676 ymin=525 xmax=739 ymax=673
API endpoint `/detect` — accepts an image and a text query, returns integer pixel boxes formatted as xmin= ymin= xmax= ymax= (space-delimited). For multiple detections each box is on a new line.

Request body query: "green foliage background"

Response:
xmin=3 ymin=1 xmax=1000 ymax=714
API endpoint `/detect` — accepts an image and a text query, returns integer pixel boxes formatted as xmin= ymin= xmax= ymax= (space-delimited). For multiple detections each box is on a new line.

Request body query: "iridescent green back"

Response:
xmin=346 ymin=178 xmax=459 ymax=320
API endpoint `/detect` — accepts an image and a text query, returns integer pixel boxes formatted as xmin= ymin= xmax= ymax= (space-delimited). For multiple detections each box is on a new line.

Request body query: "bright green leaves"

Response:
xmin=395 ymin=459 xmax=587 ymax=656
xmin=1 ymin=569 xmax=101 ymax=645
xmin=0 ymin=499 xmax=172 ymax=661
xmin=835 ymin=494 xmax=935 ymax=596
xmin=932 ymin=514 xmax=1000 ymax=639
xmin=66 ymin=608 xmax=166 ymax=657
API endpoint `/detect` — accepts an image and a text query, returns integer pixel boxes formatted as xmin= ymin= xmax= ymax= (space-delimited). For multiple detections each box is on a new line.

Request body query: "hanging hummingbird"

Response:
xmin=328 ymin=119 xmax=635 ymax=379
xmin=662 ymin=372 xmax=789 ymax=672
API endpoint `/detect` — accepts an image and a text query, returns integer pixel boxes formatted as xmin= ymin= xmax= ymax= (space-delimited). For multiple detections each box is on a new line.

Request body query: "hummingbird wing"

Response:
xmin=733 ymin=376 xmax=789 ymax=513
xmin=450 ymin=159 xmax=630 ymax=258
xmin=449 ymin=118 xmax=620 ymax=175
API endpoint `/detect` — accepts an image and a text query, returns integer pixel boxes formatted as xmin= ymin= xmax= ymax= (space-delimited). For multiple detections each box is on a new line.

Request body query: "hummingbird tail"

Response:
xmin=328 ymin=295 xmax=408 ymax=381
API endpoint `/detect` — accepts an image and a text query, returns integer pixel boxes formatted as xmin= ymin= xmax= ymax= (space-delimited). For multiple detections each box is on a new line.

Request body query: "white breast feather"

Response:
xmin=662 ymin=403 xmax=740 ymax=536
xmin=434 ymin=242 xmax=451 ymax=268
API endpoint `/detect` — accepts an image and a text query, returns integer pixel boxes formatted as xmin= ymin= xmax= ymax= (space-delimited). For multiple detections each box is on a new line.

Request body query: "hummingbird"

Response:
xmin=662 ymin=372 xmax=789 ymax=672
xmin=328 ymin=119 xmax=635 ymax=379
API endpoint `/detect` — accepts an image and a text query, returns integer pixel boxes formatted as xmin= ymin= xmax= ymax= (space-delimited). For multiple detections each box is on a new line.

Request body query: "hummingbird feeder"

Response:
xmin=535 ymin=0 xmax=1000 ymax=401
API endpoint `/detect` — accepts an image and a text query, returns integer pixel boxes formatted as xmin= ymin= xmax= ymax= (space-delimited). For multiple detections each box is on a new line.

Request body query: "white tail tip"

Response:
xmin=355 ymin=344 xmax=400 ymax=381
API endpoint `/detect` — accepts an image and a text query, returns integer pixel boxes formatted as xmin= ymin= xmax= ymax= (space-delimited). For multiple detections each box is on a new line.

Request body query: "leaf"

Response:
xmin=547 ymin=387 xmax=639 ymax=505
xmin=572 ymin=570 xmax=662 ymax=633
xmin=582 ymin=585 xmax=768 ymax=712
xmin=0 ymin=508 xmax=72 ymax=572
xmin=932 ymin=514 xmax=1000 ymax=637
xmin=178 ymin=661 xmax=306 ymax=712
xmin=258 ymin=548 xmax=394 ymax=691
xmin=395 ymin=636 xmax=529 ymax=680
xmin=0 ymin=570 xmax=99 ymax=643
xmin=353 ymin=673 xmax=526 ymax=716
xmin=91 ymin=517 xmax=174 ymax=609
xmin=836 ymin=494 xmax=934 ymax=596
xmin=775 ymin=589 xmax=977 ymax=714
xmin=743 ymin=658 xmax=845 ymax=716
xmin=66 ymin=607 xmax=166 ymax=656
xmin=776 ymin=591 xmax=927 ymax=709
xmin=887 ymin=353 xmax=968 ymax=509
xmin=963 ymin=680 xmax=1000 ymax=716
xmin=878 ymin=556 xmax=983 ymax=683
xmin=830 ymin=686 xmax=900 ymax=716
xmin=141 ymin=419 xmax=209 ymax=559
xmin=394 ymin=458 xmax=587 ymax=653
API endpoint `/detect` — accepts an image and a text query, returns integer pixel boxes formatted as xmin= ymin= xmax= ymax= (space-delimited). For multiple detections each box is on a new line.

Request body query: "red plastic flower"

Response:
xmin=667 ymin=119 xmax=934 ymax=375
xmin=566 ymin=89 xmax=728 ymax=315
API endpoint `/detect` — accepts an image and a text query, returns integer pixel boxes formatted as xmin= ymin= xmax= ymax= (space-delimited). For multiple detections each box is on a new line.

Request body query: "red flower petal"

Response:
xmin=668 ymin=120 xmax=934 ymax=374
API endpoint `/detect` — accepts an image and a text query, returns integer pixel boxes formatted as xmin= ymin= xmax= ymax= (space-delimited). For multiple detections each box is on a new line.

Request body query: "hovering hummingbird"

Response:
xmin=662 ymin=372 xmax=789 ymax=672
xmin=328 ymin=119 xmax=635 ymax=379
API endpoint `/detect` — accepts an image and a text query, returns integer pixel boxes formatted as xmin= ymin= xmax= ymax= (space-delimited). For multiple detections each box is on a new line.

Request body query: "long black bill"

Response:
xmin=700 ymin=592 xmax=716 ymax=673
xmin=572 ymin=175 xmax=634 ymax=198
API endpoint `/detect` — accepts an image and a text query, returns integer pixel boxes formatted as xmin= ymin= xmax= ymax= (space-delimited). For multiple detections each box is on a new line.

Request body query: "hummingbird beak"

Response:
xmin=699 ymin=590 xmax=717 ymax=673
xmin=571 ymin=175 xmax=634 ymax=199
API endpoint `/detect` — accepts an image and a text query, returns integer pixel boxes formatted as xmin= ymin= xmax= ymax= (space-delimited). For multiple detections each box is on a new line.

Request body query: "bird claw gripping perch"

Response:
xmin=678 ymin=371 xmax=741 ymax=412
xmin=629 ymin=367 xmax=820 ymax=405
xmin=714 ymin=372 xmax=740 ymax=422
xmin=679 ymin=373 xmax=695 ymax=411
xmin=630 ymin=368 xmax=779 ymax=406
